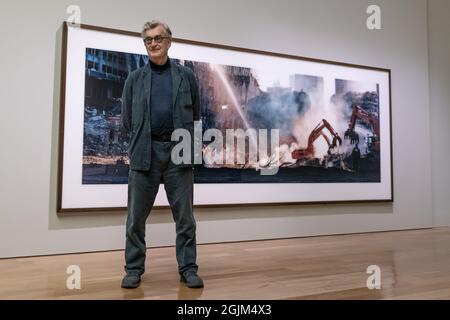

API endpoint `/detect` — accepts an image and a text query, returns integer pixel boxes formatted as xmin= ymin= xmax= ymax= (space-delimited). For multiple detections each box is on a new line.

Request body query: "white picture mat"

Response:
xmin=61 ymin=25 xmax=392 ymax=209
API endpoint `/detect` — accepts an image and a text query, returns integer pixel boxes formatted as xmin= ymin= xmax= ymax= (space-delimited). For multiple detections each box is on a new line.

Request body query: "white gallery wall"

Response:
xmin=0 ymin=0 xmax=442 ymax=258
xmin=428 ymin=0 xmax=450 ymax=226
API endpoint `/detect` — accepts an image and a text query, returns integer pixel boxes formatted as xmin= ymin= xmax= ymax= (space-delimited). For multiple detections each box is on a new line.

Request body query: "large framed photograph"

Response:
xmin=58 ymin=22 xmax=392 ymax=212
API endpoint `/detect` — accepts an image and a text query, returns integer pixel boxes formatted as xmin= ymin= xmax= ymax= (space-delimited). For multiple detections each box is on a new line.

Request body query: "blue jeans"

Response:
xmin=124 ymin=140 xmax=198 ymax=276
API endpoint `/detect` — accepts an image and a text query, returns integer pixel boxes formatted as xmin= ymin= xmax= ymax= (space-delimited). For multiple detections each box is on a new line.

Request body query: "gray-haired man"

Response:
xmin=120 ymin=20 xmax=203 ymax=289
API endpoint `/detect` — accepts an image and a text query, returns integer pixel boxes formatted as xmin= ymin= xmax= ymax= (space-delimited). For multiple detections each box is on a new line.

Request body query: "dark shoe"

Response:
xmin=121 ymin=273 xmax=141 ymax=289
xmin=180 ymin=271 xmax=204 ymax=288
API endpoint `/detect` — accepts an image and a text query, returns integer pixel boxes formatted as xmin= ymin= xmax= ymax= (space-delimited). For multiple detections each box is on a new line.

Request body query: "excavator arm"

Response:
xmin=292 ymin=119 xmax=342 ymax=159
xmin=344 ymin=105 xmax=380 ymax=152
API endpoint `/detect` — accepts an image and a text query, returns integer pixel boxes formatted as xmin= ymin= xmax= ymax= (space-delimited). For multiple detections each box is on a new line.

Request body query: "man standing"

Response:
xmin=120 ymin=20 xmax=203 ymax=289
xmin=351 ymin=144 xmax=361 ymax=171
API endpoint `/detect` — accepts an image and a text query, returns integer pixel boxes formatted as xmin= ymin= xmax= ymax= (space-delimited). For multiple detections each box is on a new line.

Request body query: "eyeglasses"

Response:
xmin=143 ymin=35 xmax=169 ymax=46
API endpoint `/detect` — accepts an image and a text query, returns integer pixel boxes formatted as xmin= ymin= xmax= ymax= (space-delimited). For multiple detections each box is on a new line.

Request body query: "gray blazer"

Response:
xmin=121 ymin=60 xmax=200 ymax=170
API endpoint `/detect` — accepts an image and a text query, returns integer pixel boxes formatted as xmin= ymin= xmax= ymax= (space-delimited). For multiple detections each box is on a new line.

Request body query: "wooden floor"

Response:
xmin=1 ymin=227 xmax=450 ymax=300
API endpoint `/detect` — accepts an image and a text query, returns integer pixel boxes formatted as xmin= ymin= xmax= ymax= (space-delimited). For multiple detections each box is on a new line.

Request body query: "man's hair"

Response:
xmin=141 ymin=20 xmax=172 ymax=39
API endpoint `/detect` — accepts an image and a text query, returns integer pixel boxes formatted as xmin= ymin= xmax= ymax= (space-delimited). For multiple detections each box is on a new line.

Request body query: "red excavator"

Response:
xmin=344 ymin=105 xmax=380 ymax=152
xmin=292 ymin=119 xmax=342 ymax=160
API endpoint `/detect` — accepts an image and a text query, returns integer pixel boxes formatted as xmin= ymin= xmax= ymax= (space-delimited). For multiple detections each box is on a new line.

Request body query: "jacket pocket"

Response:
xmin=178 ymin=90 xmax=193 ymax=107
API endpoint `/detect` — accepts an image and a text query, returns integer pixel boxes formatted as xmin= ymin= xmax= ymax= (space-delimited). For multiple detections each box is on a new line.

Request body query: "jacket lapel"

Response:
xmin=142 ymin=63 xmax=152 ymax=109
xmin=171 ymin=61 xmax=182 ymax=111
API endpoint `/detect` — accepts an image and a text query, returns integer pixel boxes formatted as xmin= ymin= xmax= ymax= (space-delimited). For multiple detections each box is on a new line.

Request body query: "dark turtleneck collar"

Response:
xmin=149 ymin=57 xmax=171 ymax=73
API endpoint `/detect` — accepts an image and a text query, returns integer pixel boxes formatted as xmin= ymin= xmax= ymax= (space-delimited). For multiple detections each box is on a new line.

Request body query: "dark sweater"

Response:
xmin=149 ymin=58 xmax=173 ymax=137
